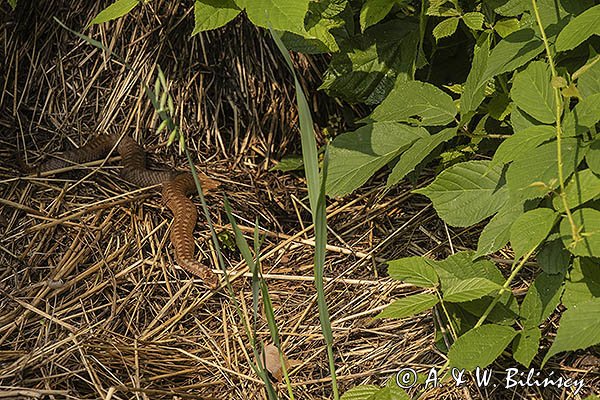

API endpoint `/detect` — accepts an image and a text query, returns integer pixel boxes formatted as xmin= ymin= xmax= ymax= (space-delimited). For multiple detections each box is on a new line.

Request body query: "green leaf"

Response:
xmin=475 ymin=203 xmax=523 ymax=258
xmin=509 ymin=208 xmax=556 ymax=260
xmin=487 ymin=93 xmax=512 ymax=121
xmin=326 ymin=123 xmax=427 ymax=197
xmin=360 ymin=0 xmax=396 ymax=30
xmin=341 ymin=385 xmax=380 ymax=400
xmin=483 ymin=29 xmax=544 ymax=83
xmin=372 ymin=385 xmax=410 ymax=400
xmin=320 ymin=20 xmax=418 ymax=105
xmin=543 ymin=297 xmax=600 ymax=365
xmin=563 ymin=257 xmax=600 ymax=309
xmin=376 ymin=293 xmax=439 ymax=319
xmin=8 ymin=0 xmax=17 ymax=10
xmin=494 ymin=18 xmax=521 ymax=38
xmin=387 ymin=256 xmax=439 ymax=287
xmin=512 ymin=327 xmax=541 ymax=367
xmin=443 ymin=278 xmax=502 ymax=303
xmin=433 ymin=17 xmax=459 ymax=41
xmin=448 ymin=324 xmax=518 ymax=371
xmin=586 ymin=139 xmax=600 ymax=175
xmin=271 ymin=154 xmax=304 ymax=172
xmin=241 ymin=0 xmax=311 ymax=35
xmin=578 ymin=57 xmax=600 ymax=98
xmin=90 ymin=0 xmax=138 ymax=25
xmin=492 ymin=125 xmax=555 ymax=166
xmin=510 ymin=61 xmax=555 ymax=124
xmin=553 ymin=168 xmax=600 ymax=211
xmin=414 ymin=161 xmax=509 ymax=227
xmin=369 ymin=80 xmax=457 ymax=126
xmin=560 ymin=208 xmax=600 ymax=258
xmin=537 ymin=237 xmax=571 ymax=275
xmin=387 ymin=127 xmax=456 ymax=186
xmin=192 ymin=0 xmax=241 ymax=34
xmin=460 ymin=33 xmax=490 ymax=117
xmin=506 ymin=138 xmax=586 ymax=199
xmin=427 ymin=0 xmax=460 ymax=17
xmin=520 ymin=272 xmax=564 ymax=328
xmin=462 ymin=12 xmax=484 ymax=31
xmin=555 ymin=4 xmax=600 ymax=52
xmin=490 ymin=0 xmax=528 ymax=17
xmin=572 ymin=93 xmax=600 ymax=129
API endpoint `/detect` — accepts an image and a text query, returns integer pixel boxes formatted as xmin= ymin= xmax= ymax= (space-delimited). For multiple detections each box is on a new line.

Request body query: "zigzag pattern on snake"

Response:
xmin=37 ymin=134 xmax=220 ymax=288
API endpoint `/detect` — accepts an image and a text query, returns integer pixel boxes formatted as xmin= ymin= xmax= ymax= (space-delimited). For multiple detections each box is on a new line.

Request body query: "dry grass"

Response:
xmin=0 ymin=1 xmax=597 ymax=399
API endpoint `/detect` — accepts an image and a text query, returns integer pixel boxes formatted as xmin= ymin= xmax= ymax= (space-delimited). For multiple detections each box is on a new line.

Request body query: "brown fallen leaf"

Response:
xmin=258 ymin=343 xmax=301 ymax=383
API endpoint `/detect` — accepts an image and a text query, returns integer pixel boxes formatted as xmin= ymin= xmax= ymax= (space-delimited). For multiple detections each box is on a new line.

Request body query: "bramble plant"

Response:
xmin=21 ymin=0 xmax=600 ymax=397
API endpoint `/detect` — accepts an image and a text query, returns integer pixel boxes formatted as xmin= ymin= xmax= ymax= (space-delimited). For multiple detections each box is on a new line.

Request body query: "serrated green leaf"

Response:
xmin=241 ymin=0 xmax=310 ymax=35
xmin=387 ymin=127 xmax=456 ymax=187
xmin=483 ymin=29 xmax=544 ymax=82
xmin=543 ymin=297 xmax=600 ymax=366
xmin=192 ymin=0 xmax=241 ymax=34
xmin=449 ymin=324 xmax=517 ymax=371
xmin=460 ymin=33 xmax=490 ymax=118
xmin=475 ymin=203 xmax=523 ymax=258
xmin=372 ymin=385 xmax=410 ymax=400
xmin=578 ymin=57 xmax=600 ymax=98
xmin=555 ymin=4 xmax=600 ymax=52
xmin=553 ymin=168 xmax=600 ymax=211
xmin=463 ymin=12 xmax=484 ymax=31
xmin=427 ymin=0 xmax=461 ymax=17
xmin=572 ymin=92 xmax=600 ymax=129
xmin=506 ymin=138 xmax=586 ymax=199
xmin=561 ymin=208 xmax=600 ymax=258
xmin=537 ymin=237 xmax=571 ymax=275
xmin=376 ymin=293 xmax=439 ymax=319
xmin=494 ymin=18 xmax=520 ymax=38
xmin=387 ymin=256 xmax=439 ymax=287
xmin=341 ymin=385 xmax=380 ymax=400
xmin=90 ymin=0 xmax=138 ymax=25
xmin=443 ymin=277 xmax=502 ymax=303
xmin=487 ymin=92 xmax=512 ymax=121
xmin=414 ymin=161 xmax=509 ymax=227
xmin=492 ymin=125 xmax=556 ymax=167
xmin=586 ymin=139 xmax=600 ymax=175
xmin=326 ymin=123 xmax=427 ymax=197
xmin=511 ymin=61 xmax=555 ymax=124
xmin=490 ymin=0 xmax=528 ymax=17
xmin=360 ymin=0 xmax=396 ymax=30
xmin=433 ymin=17 xmax=459 ymax=41
xmin=369 ymin=80 xmax=457 ymax=126
xmin=520 ymin=272 xmax=564 ymax=328
xmin=510 ymin=208 xmax=556 ymax=260
xmin=563 ymin=257 xmax=600 ymax=309
xmin=512 ymin=327 xmax=541 ymax=367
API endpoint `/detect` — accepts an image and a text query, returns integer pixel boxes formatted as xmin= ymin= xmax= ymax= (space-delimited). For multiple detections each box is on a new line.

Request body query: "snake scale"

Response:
xmin=37 ymin=134 xmax=220 ymax=288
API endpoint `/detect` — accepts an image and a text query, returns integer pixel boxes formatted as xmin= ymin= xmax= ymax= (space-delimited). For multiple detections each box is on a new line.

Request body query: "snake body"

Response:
xmin=38 ymin=134 xmax=220 ymax=288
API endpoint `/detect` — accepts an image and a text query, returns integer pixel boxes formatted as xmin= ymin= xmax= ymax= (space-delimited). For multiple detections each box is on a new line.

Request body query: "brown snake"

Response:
xmin=36 ymin=134 xmax=220 ymax=288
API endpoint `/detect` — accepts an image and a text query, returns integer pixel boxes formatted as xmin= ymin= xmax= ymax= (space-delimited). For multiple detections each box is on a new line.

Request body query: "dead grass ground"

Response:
xmin=0 ymin=1 xmax=597 ymax=399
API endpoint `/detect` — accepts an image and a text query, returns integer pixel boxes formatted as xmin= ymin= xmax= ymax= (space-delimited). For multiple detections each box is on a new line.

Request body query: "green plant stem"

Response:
xmin=530 ymin=0 xmax=580 ymax=244
xmin=435 ymin=289 xmax=458 ymax=340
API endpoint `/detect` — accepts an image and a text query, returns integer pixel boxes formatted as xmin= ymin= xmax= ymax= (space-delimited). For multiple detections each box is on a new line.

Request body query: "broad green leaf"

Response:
xmin=90 ymin=0 xmax=138 ymax=25
xmin=509 ymin=208 xmax=556 ymax=260
xmin=510 ymin=106 xmax=541 ymax=132
xmin=387 ymin=256 xmax=439 ymax=287
xmin=530 ymin=0 xmax=591 ymax=39
xmin=368 ymin=80 xmax=457 ymax=126
xmin=460 ymin=33 xmax=490 ymax=116
xmin=494 ymin=18 xmax=520 ymax=38
xmin=327 ymin=123 xmax=427 ymax=197
xmin=387 ymin=127 xmax=456 ymax=186
xmin=435 ymin=251 xmax=504 ymax=284
xmin=487 ymin=93 xmax=512 ymax=121
xmin=543 ymin=298 xmax=600 ymax=365
xmin=553 ymin=168 xmax=600 ymax=211
xmin=586 ymin=139 xmax=600 ymax=175
xmin=520 ymin=272 xmax=564 ymax=328
xmin=506 ymin=138 xmax=586 ymax=199
xmin=360 ymin=0 xmax=397 ymax=30
xmin=555 ymin=4 xmax=600 ymax=52
xmin=271 ymin=155 xmax=304 ymax=172
xmin=320 ymin=20 xmax=418 ymax=104
xmin=463 ymin=12 xmax=484 ymax=31
xmin=488 ymin=0 xmax=528 ymax=17
xmin=376 ymin=293 xmax=439 ymax=319
xmin=475 ymin=203 xmax=523 ymax=258
xmin=192 ymin=0 xmax=241 ymax=34
xmin=449 ymin=324 xmax=517 ymax=371
xmin=433 ymin=17 xmax=459 ymax=41
xmin=512 ymin=327 xmax=541 ymax=367
xmin=372 ymin=385 xmax=410 ymax=400
xmin=341 ymin=385 xmax=380 ymax=400
xmin=560 ymin=208 xmax=600 ymax=258
xmin=511 ymin=61 xmax=555 ymax=124
xmin=572 ymin=93 xmax=600 ymax=128
xmin=443 ymin=278 xmax=502 ymax=303
xmin=578 ymin=57 xmax=600 ymax=98
xmin=240 ymin=0 xmax=310 ymax=35
xmin=537 ymin=237 xmax=571 ymax=275
xmin=482 ymin=29 xmax=544 ymax=83
xmin=563 ymin=257 xmax=600 ymax=308
xmin=414 ymin=161 xmax=509 ymax=227
xmin=493 ymin=125 xmax=555 ymax=166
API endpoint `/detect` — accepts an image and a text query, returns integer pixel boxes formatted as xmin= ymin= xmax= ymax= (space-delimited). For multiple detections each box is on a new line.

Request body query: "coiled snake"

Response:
xmin=36 ymin=134 xmax=220 ymax=288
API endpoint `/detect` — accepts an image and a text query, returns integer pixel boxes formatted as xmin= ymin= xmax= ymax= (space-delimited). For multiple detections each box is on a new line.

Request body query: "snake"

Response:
xmin=35 ymin=134 xmax=220 ymax=288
